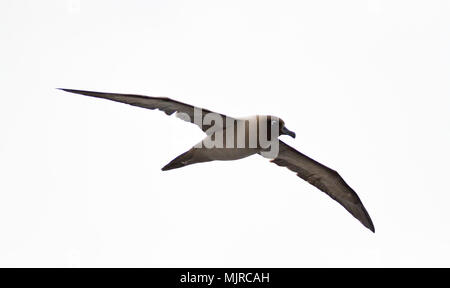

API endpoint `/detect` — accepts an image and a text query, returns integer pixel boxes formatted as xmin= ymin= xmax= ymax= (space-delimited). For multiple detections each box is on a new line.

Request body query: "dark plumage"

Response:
xmin=59 ymin=88 xmax=375 ymax=232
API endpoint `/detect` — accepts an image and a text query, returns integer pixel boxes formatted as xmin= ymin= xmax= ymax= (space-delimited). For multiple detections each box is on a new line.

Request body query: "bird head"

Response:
xmin=266 ymin=116 xmax=296 ymax=139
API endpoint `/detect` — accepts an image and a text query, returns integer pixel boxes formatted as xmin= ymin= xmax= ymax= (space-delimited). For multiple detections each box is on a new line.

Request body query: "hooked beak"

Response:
xmin=281 ymin=126 xmax=296 ymax=139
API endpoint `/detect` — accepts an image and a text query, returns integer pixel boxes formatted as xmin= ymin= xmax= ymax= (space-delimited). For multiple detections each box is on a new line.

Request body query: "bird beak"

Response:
xmin=281 ymin=126 xmax=296 ymax=138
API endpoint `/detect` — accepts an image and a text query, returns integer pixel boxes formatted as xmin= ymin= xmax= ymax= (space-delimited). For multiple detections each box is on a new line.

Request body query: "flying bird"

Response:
xmin=59 ymin=88 xmax=375 ymax=232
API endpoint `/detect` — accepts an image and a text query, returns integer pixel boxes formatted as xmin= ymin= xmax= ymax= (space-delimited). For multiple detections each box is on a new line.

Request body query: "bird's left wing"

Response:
xmin=59 ymin=89 xmax=234 ymax=135
xmin=268 ymin=140 xmax=375 ymax=232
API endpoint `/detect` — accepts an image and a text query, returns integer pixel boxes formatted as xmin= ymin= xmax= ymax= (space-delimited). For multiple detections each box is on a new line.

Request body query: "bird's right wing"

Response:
xmin=268 ymin=140 xmax=375 ymax=232
xmin=59 ymin=89 xmax=234 ymax=135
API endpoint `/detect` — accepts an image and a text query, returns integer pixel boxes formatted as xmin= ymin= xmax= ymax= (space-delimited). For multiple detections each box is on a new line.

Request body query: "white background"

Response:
xmin=1 ymin=0 xmax=450 ymax=267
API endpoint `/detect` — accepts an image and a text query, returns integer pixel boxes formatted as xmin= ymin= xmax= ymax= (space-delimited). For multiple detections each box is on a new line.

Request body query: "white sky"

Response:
xmin=1 ymin=0 xmax=450 ymax=267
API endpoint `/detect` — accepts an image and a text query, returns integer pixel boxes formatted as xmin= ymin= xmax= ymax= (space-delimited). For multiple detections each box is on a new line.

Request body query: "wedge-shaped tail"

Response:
xmin=161 ymin=149 xmax=195 ymax=171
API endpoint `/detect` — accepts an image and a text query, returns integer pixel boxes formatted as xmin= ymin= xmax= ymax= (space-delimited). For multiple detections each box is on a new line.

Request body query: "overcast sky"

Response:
xmin=1 ymin=0 xmax=450 ymax=267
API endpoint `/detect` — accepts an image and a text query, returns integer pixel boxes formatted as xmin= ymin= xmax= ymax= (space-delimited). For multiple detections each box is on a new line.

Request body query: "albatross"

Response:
xmin=59 ymin=88 xmax=375 ymax=232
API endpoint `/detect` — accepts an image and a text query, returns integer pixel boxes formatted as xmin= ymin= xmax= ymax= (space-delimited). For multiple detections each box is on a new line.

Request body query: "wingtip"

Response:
xmin=57 ymin=88 xmax=76 ymax=94
xmin=362 ymin=216 xmax=375 ymax=233
xmin=57 ymin=88 xmax=75 ymax=93
xmin=56 ymin=88 xmax=107 ymax=99
xmin=364 ymin=219 xmax=375 ymax=233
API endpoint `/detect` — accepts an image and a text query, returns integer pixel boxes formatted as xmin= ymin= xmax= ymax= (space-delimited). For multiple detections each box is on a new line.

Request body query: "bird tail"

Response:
xmin=161 ymin=149 xmax=195 ymax=171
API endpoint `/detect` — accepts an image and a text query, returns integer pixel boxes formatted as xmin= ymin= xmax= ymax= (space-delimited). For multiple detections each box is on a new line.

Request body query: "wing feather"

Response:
xmin=59 ymin=89 xmax=232 ymax=134
xmin=270 ymin=141 xmax=375 ymax=232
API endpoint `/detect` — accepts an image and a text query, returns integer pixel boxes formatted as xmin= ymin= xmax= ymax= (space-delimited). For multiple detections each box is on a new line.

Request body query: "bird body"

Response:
xmin=59 ymin=88 xmax=375 ymax=232
xmin=164 ymin=116 xmax=268 ymax=169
